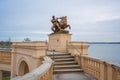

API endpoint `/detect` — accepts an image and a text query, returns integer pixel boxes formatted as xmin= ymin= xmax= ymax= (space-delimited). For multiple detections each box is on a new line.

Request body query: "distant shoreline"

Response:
xmin=89 ymin=42 xmax=120 ymax=44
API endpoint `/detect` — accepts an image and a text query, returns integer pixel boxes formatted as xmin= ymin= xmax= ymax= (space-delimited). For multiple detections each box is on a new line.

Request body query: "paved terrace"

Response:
xmin=54 ymin=72 xmax=96 ymax=80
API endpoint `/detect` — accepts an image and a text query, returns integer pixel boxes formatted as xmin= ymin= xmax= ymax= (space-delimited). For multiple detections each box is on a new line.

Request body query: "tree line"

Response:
xmin=0 ymin=37 xmax=31 ymax=48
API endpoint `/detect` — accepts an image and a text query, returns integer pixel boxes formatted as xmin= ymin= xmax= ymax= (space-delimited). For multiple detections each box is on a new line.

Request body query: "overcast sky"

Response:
xmin=0 ymin=0 xmax=120 ymax=42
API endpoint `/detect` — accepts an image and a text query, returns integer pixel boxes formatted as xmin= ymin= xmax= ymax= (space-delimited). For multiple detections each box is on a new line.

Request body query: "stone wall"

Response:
xmin=11 ymin=41 xmax=48 ymax=78
xmin=12 ymin=57 xmax=53 ymax=80
xmin=0 ymin=50 xmax=11 ymax=80
xmin=0 ymin=50 xmax=11 ymax=63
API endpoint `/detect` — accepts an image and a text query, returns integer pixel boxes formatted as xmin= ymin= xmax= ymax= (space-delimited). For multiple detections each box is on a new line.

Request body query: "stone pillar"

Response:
xmin=0 ymin=71 xmax=2 ymax=80
xmin=11 ymin=52 xmax=16 ymax=78
xmin=99 ymin=61 xmax=107 ymax=80
xmin=11 ymin=43 xmax=17 ymax=78
xmin=106 ymin=64 xmax=114 ymax=80
xmin=48 ymin=33 xmax=72 ymax=52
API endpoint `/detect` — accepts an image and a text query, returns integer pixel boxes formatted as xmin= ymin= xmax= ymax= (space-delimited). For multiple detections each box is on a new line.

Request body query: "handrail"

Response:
xmin=12 ymin=56 xmax=54 ymax=80
xmin=47 ymin=41 xmax=55 ymax=61
xmin=68 ymin=42 xmax=83 ymax=68
xmin=46 ymin=44 xmax=55 ymax=72
xmin=68 ymin=42 xmax=82 ymax=55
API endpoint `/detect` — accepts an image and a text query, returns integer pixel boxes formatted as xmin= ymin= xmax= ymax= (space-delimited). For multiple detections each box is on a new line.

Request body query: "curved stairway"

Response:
xmin=47 ymin=52 xmax=83 ymax=73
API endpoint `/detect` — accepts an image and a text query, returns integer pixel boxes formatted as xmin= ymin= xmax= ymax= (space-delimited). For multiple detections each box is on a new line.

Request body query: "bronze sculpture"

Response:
xmin=51 ymin=16 xmax=71 ymax=33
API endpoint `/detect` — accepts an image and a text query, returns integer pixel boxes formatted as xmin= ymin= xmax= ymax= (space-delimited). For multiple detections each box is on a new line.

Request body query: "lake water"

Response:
xmin=0 ymin=48 xmax=11 ymax=50
xmin=88 ymin=44 xmax=120 ymax=64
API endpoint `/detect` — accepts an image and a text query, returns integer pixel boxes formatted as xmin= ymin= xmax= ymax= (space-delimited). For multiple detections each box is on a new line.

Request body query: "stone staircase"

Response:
xmin=47 ymin=52 xmax=83 ymax=73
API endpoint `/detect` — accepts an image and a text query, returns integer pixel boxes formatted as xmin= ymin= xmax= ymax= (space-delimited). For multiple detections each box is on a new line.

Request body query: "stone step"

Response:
xmin=54 ymin=69 xmax=83 ymax=73
xmin=54 ymin=61 xmax=77 ymax=65
xmin=47 ymin=53 xmax=70 ymax=56
xmin=54 ymin=58 xmax=75 ymax=62
xmin=54 ymin=65 xmax=81 ymax=69
xmin=50 ymin=55 xmax=74 ymax=59
xmin=49 ymin=52 xmax=83 ymax=73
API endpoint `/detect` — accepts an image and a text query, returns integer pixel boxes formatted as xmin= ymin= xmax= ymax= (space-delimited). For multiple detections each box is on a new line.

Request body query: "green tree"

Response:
xmin=23 ymin=38 xmax=31 ymax=42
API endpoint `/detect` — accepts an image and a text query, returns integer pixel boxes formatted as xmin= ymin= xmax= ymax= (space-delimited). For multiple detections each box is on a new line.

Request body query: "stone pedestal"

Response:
xmin=0 ymin=71 xmax=2 ymax=80
xmin=48 ymin=33 xmax=72 ymax=52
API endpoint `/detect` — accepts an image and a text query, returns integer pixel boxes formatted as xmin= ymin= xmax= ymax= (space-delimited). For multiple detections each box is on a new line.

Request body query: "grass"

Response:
xmin=2 ymin=77 xmax=10 ymax=80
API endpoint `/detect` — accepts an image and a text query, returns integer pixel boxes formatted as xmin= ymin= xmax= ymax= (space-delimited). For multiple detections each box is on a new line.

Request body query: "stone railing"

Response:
xmin=68 ymin=41 xmax=120 ymax=80
xmin=77 ymin=55 xmax=120 ymax=80
xmin=12 ymin=56 xmax=54 ymax=80
xmin=0 ymin=50 xmax=11 ymax=63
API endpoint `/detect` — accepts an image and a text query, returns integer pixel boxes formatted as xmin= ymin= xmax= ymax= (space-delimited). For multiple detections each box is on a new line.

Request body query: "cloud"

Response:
xmin=0 ymin=0 xmax=120 ymax=41
xmin=0 ymin=31 xmax=50 ymax=34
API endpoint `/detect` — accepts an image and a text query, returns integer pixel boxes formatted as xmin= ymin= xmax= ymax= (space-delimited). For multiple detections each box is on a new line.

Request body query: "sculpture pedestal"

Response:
xmin=48 ymin=33 xmax=72 ymax=52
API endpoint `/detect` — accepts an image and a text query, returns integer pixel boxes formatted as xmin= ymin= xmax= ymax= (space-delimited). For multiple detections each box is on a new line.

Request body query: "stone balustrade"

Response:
xmin=68 ymin=41 xmax=120 ymax=80
xmin=76 ymin=55 xmax=120 ymax=80
xmin=12 ymin=56 xmax=54 ymax=80
xmin=0 ymin=50 xmax=11 ymax=63
xmin=113 ymin=65 xmax=120 ymax=80
xmin=81 ymin=56 xmax=101 ymax=79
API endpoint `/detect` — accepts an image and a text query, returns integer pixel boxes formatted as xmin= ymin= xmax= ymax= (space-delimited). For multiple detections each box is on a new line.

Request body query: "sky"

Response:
xmin=0 ymin=0 xmax=120 ymax=42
